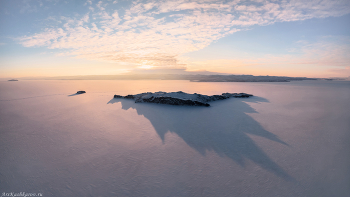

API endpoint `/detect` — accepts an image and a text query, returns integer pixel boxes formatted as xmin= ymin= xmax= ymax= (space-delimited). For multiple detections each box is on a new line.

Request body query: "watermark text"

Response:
xmin=1 ymin=192 xmax=42 ymax=197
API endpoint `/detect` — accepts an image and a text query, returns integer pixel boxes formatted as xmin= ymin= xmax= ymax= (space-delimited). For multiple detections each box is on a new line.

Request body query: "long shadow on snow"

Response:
xmin=108 ymin=96 xmax=293 ymax=180
xmin=68 ymin=93 xmax=82 ymax=96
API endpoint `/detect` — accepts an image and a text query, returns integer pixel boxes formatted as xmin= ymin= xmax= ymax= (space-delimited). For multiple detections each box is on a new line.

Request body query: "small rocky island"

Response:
xmin=77 ymin=91 xmax=86 ymax=94
xmin=113 ymin=91 xmax=253 ymax=107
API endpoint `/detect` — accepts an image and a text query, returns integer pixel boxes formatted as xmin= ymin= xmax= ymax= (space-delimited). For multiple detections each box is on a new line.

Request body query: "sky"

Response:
xmin=0 ymin=0 xmax=350 ymax=78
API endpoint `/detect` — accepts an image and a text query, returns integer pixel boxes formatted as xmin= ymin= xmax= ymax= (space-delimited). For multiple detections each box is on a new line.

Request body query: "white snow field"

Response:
xmin=0 ymin=80 xmax=349 ymax=197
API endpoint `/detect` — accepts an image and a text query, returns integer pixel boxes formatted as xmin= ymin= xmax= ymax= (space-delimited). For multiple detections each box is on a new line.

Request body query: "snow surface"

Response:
xmin=0 ymin=80 xmax=349 ymax=197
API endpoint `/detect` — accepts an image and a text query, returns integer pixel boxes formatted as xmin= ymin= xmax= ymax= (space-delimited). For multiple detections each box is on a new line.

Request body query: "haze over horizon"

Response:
xmin=1 ymin=0 xmax=350 ymax=78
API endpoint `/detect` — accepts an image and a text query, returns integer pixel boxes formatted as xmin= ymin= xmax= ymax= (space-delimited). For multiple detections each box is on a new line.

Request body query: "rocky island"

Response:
xmin=113 ymin=91 xmax=253 ymax=107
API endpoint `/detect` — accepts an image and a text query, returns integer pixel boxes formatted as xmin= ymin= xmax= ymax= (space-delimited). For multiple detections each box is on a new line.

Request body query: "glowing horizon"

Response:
xmin=1 ymin=0 xmax=350 ymax=78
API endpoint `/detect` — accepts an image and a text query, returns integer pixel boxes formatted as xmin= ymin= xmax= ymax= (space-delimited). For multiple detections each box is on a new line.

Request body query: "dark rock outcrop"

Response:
xmin=113 ymin=92 xmax=253 ymax=107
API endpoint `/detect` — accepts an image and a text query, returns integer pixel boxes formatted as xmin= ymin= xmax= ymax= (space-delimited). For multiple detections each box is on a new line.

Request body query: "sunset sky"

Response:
xmin=1 ymin=0 xmax=350 ymax=78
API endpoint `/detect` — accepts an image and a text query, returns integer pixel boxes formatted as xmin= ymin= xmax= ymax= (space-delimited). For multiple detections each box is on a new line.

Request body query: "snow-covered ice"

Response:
xmin=0 ymin=80 xmax=349 ymax=197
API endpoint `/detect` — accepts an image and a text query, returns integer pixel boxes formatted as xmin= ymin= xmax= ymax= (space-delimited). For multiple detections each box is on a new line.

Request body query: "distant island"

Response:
xmin=180 ymin=75 xmax=317 ymax=82
xmin=8 ymin=79 xmax=18 ymax=81
xmin=113 ymin=91 xmax=253 ymax=107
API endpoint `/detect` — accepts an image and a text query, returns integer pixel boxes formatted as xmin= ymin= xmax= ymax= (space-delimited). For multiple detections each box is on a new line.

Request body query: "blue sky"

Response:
xmin=1 ymin=0 xmax=350 ymax=78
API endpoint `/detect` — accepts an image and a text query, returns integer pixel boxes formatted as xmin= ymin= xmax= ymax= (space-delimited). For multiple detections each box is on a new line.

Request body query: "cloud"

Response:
xmin=18 ymin=0 xmax=350 ymax=69
xmin=20 ymin=0 xmax=38 ymax=14
xmin=84 ymin=0 xmax=92 ymax=6
xmin=187 ymin=37 xmax=350 ymax=76
xmin=328 ymin=66 xmax=350 ymax=76
xmin=265 ymin=38 xmax=350 ymax=68
xmin=295 ymin=39 xmax=350 ymax=67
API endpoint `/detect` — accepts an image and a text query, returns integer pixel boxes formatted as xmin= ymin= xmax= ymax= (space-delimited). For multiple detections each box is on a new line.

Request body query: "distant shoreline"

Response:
xmin=3 ymin=74 xmax=348 ymax=82
xmin=6 ymin=74 xmax=327 ymax=82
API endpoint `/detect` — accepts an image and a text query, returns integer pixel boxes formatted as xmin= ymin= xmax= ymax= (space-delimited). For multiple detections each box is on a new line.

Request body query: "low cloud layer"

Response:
xmin=18 ymin=0 xmax=350 ymax=70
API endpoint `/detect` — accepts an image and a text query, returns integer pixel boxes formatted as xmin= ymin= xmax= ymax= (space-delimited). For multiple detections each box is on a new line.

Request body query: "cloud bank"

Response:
xmin=18 ymin=0 xmax=350 ymax=70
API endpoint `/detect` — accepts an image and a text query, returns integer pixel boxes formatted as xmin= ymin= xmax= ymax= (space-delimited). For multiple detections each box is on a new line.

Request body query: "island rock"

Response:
xmin=113 ymin=91 xmax=253 ymax=106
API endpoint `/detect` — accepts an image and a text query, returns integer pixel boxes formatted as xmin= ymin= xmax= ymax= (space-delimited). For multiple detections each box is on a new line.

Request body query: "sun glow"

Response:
xmin=138 ymin=65 xmax=154 ymax=69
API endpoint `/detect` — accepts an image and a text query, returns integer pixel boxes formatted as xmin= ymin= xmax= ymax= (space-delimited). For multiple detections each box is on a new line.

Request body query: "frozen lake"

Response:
xmin=0 ymin=80 xmax=349 ymax=197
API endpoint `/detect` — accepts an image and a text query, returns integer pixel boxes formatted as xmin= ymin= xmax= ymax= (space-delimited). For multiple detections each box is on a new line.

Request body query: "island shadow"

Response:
xmin=108 ymin=96 xmax=293 ymax=180
xmin=68 ymin=93 xmax=83 ymax=96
